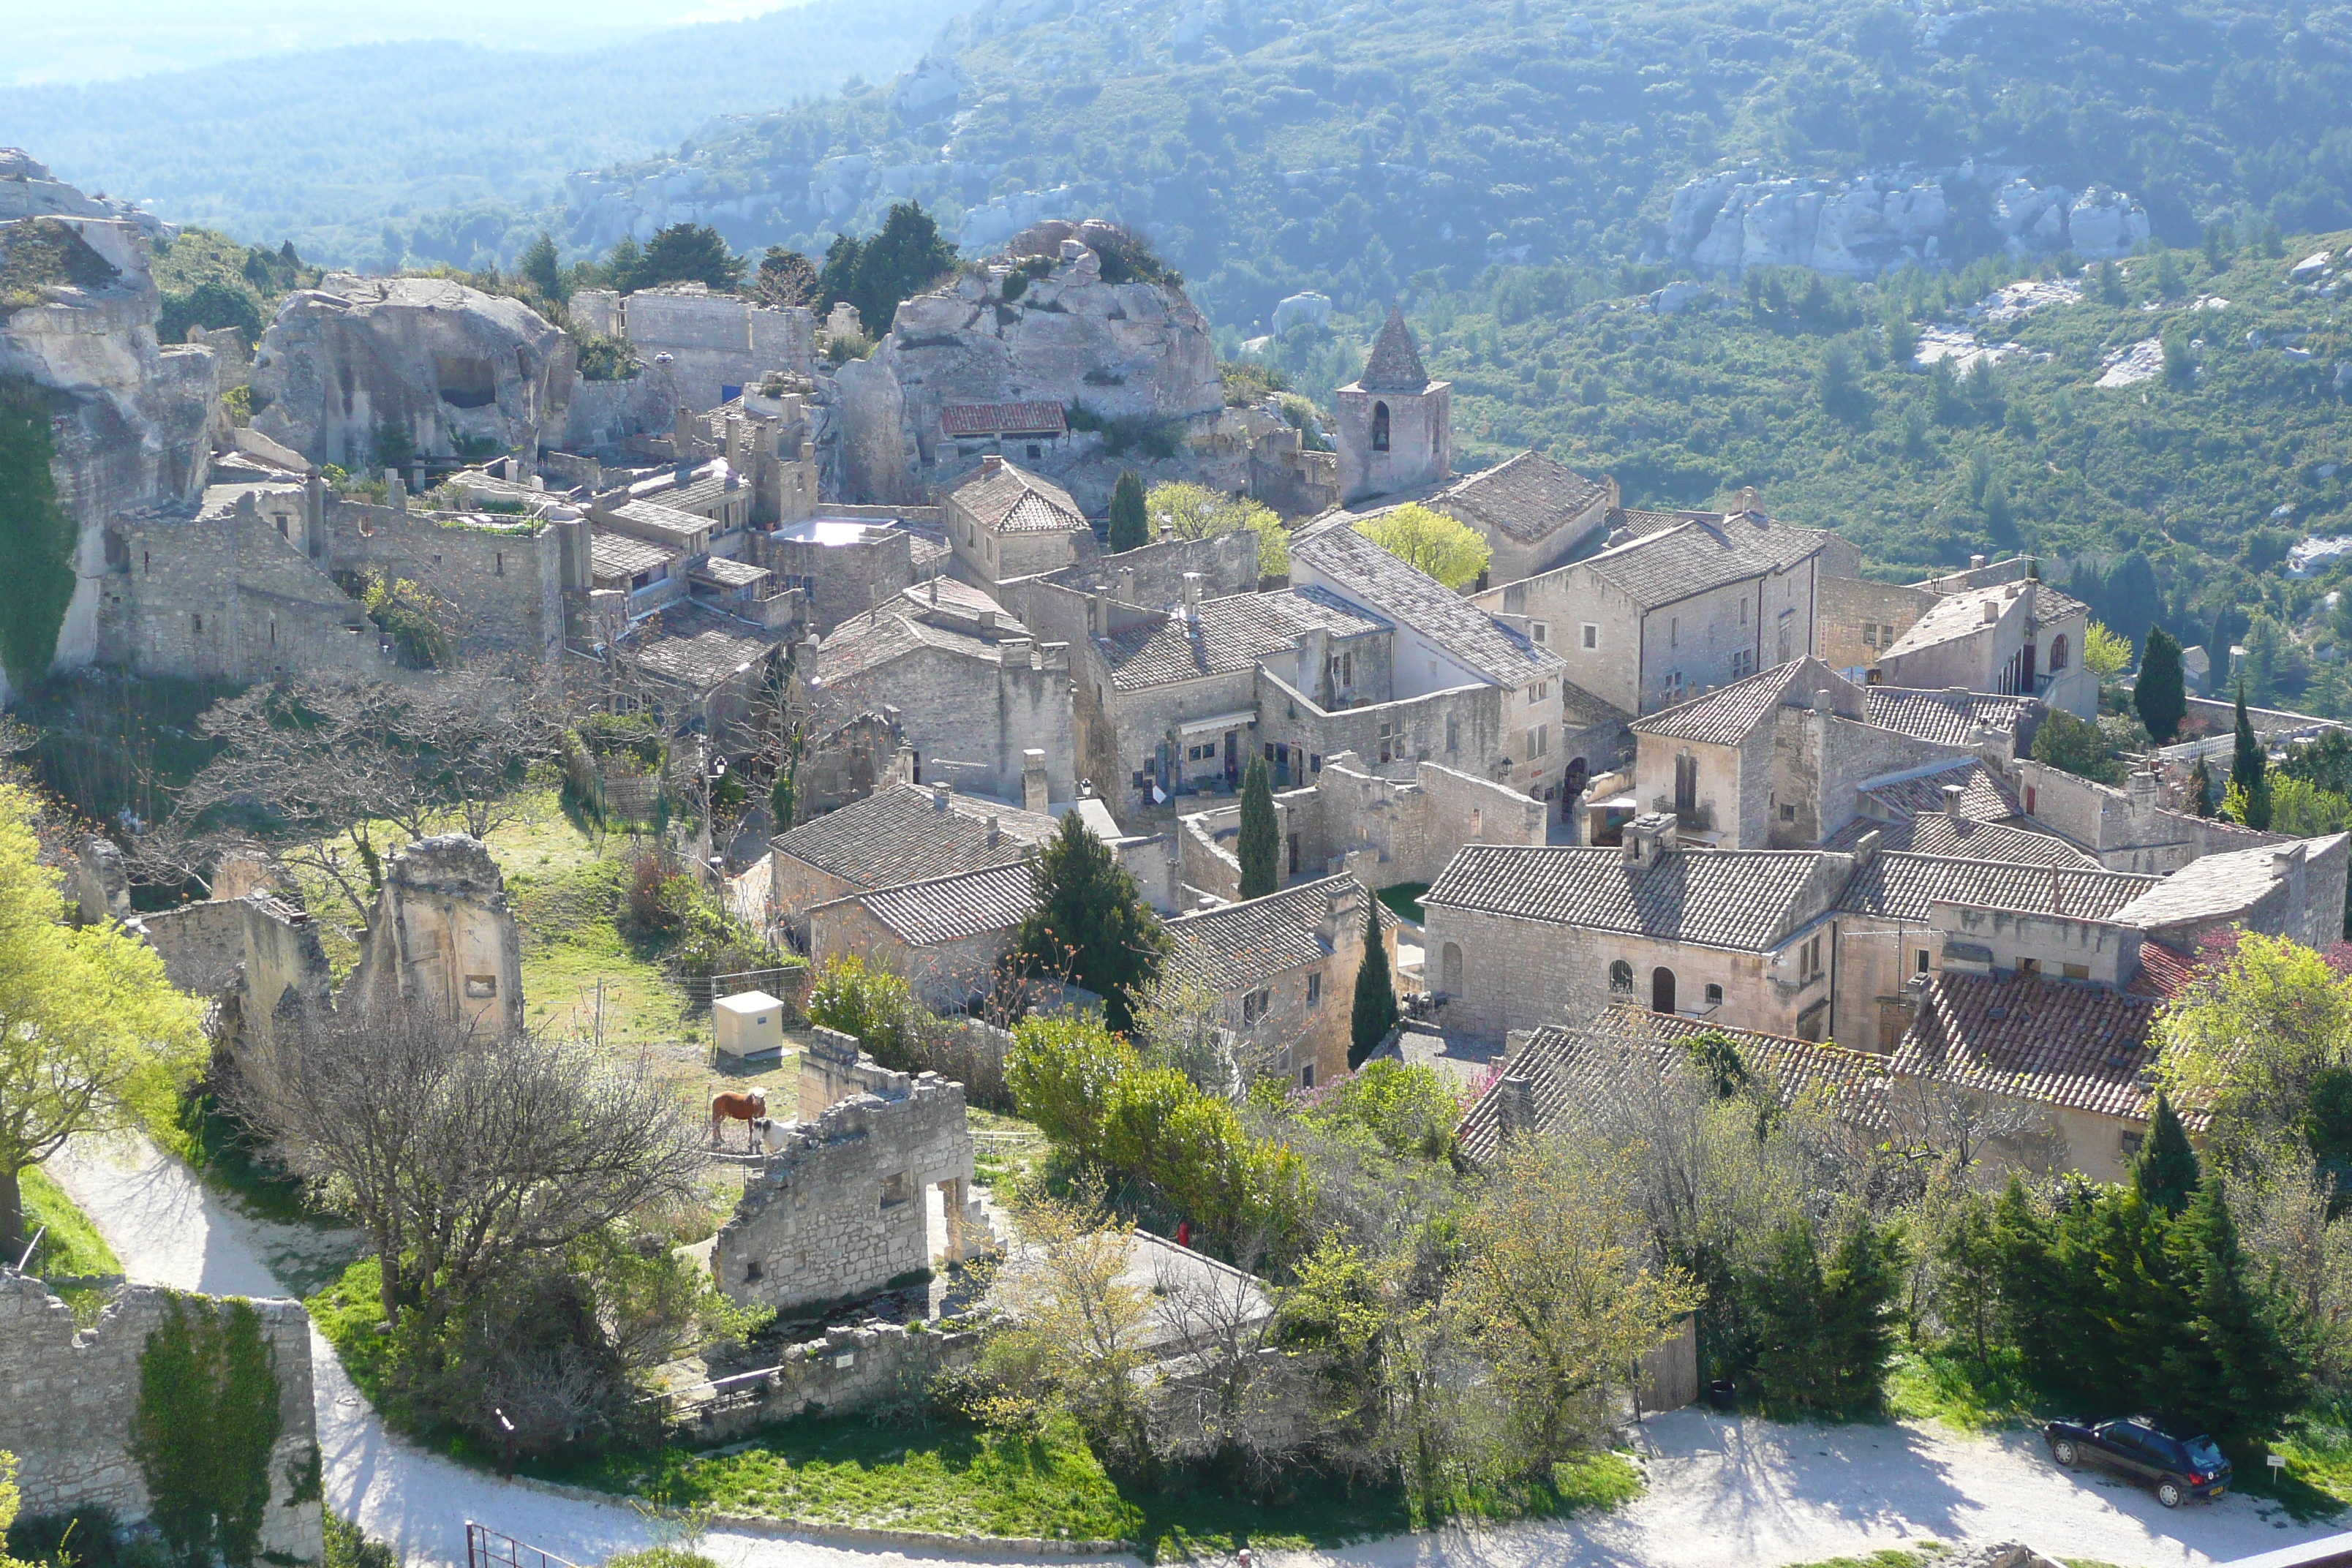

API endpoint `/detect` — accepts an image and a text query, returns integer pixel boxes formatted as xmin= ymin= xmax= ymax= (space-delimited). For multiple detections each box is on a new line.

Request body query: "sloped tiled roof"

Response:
xmin=1455 ymin=1009 xmax=1888 ymax=1164
xmin=814 ymin=608 xmax=996 ymax=684
xmin=942 ymin=402 xmax=1068 ymax=437
xmin=2126 ymin=938 xmax=2202 ymax=1000
xmin=818 ymin=862 xmax=1039 ymax=946
xmin=1425 ymin=844 xmax=1843 ymax=951
xmin=607 ymin=497 xmax=712 ymax=542
xmin=1292 ymin=525 xmax=1562 ymax=688
xmin=772 ymin=784 xmax=1056 ymax=892
xmin=1357 ymin=307 xmax=1430 ymax=392
xmin=1104 ymin=587 xmax=1387 ymax=690
xmin=1629 ymin=660 xmax=1824 ymax=746
xmin=694 ymin=554 xmax=770 ymax=588
xmin=1432 ymin=451 xmax=1608 ymax=544
xmin=2032 ymin=584 xmax=2089 ymax=627
xmin=1865 ymin=687 xmax=2038 ymax=746
xmin=622 ymin=602 xmax=785 ymax=689
xmin=1890 ymin=970 xmax=2165 ymax=1123
xmin=1858 ymin=758 xmax=2019 ymax=821
xmin=1164 ymin=875 xmax=1392 ymax=995
xmin=590 ymin=532 xmax=677 ymax=580
xmin=1580 ymin=513 xmax=1832 ymax=608
xmin=1821 ymin=812 xmax=2097 ymax=868
xmin=1836 ymin=852 xmax=2159 ymax=922
xmin=954 ymin=461 xmax=1088 ymax=535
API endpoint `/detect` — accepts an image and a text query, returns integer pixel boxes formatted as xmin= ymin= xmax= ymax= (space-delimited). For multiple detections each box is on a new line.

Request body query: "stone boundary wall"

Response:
xmin=666 ymin=1319 xmax=983 ymax=1443
xmin=322 ymin=502 xmax=576 ymax=665
xmin=0 ymin=1273 xmax=324 ymax=1564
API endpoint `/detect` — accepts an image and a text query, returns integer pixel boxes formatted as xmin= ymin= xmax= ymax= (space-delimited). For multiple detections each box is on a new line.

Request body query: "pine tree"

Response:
xmin=2133 ymin=1090 xmax=2202 ymax=1216
xmin=818 ymin=233 xmax=862 ymax=314
xmin=1107 ymin=470 xmax=1148 ymax=552
xmin=1349 ymin=897 xmax=1398 ymax=1068
xmin=848 ymin=202 xmax=957 ymax=338
xmin=1237 ymin=755 xmax=1278 ymax=900
xmin=2233 ymin=679 xmax=2272 ymax=831
xmin=1014 ymin=813 xmax=1166 ymax=1032
xmin=1991 ymin=1177 xmax=2070 ymax=1390
xmin=2135 ymin=627 xmax=2188 ymax=744
xmin=1817 ymin=1220 xmax=1905 ymax=1414
xmin=2164 ymin=1177 xmax=2309 ymax=1444
xmin=515 ymin=232 xmax=563 ymax=304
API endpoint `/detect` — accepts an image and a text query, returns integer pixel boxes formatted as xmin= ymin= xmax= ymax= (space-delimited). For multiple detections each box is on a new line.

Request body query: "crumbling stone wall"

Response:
xmin=129 ymin=892 xmax=333 ymax=1047
xmin=344 ymin=834 xmax=524 ymax=1035
xmin=0 ymin=1273 xmax=323 ymax=1564
xmin=320 ymin=502 xmax=582 ymax=666
xmin=673 ymin=1319 xmax=983 ymax=1442
xmin=715 ymin=1028 xmax=984 ymax=1315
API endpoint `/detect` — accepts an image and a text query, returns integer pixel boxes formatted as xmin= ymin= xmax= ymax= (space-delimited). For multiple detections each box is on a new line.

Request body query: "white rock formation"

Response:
xmin=0 ymin=147 xmax=170 ymax=237
xmin=249 ymin=276 xmax=576 ymax=468
xmin=1667 ymin=165 xmax=2149 ymax=276
xmin=1272 ymin=291 xmax=1333 ymax=335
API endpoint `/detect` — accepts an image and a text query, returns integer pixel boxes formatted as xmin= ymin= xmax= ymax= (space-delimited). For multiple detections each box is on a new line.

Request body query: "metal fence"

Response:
xmin=464 ymin=1523 xmax=583 ymax=1568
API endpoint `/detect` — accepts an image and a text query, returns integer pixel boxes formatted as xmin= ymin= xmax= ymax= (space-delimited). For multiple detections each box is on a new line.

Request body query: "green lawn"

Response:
xmin=20 ymin=1165 xmax=122 ymax=1325
xmin=1375 ymin=883 xmax=1428 ymax=925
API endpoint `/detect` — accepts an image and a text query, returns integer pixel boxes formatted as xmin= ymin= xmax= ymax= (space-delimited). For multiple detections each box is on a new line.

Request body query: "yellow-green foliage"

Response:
xmin=1004 ymin=1015 xmax=1309 ymax=1255
xmin=1356 ymin=502 xmax=1491 ymax=589
xmin=2155 ymin=931 xmax=2352 ymax=1152
xmin=1144 ymin=480 xmax=1289 ymax=576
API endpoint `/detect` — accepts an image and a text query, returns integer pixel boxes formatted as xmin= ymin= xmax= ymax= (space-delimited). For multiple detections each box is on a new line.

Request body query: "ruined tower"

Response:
xmin=344 ymin=834 xmax=525 ymax=1036
xmin=1335 ymin=308 xmax=1452 ymax=505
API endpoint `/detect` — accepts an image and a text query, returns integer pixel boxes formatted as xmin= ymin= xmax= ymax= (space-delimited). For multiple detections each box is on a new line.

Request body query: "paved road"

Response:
xmin=45 ymin=1134 xmax=2346 ymax=1568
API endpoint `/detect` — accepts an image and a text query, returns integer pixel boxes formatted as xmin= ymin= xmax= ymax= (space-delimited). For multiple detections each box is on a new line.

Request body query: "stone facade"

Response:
xmin=668 ymin=1319 xmax=983 ymax=1443
xmin=570 ymin=284 xmax=816 ymax=415
xmin=128 ymin=891 xmax=333 ymax=1049
xmin=715 ymin=1028 xmax=985 ymax=1315
xmin=1817 ymin=573 xmax=1935 ymax=678
xmin=0 ymin=1273 xmax=323 ymax=1565
xmin=344 ymin=834 xmax=524 ymax=1036
xmin=2014 ymin=762 xmax=2285 ymax=874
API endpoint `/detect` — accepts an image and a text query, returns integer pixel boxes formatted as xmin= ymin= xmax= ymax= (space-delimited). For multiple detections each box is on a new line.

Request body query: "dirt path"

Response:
xmin=44 ymin=1134 xmax=2344 ymax=1568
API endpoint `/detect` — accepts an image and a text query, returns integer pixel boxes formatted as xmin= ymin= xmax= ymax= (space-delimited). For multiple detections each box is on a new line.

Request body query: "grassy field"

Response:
xmin=20 ymin=1165 xmax=124 ymax=1324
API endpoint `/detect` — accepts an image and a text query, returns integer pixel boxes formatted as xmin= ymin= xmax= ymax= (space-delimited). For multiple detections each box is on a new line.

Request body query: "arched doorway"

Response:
xmin=1371 ymin=401 xmax=1391 ymax=452
xmin=1440 ymin=943 xmax=1463 ymax=994
xmin=1651 ymin=967 xmax=1676 ymax=1014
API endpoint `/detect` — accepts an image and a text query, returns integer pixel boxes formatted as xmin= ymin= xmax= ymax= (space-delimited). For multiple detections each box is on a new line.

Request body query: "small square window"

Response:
xmin=880 ymin=1171 xmax=913 ymax=1210
xmin=1531 ymin=621 xmax=1548 ymax=644
xmin=1581 ymin=623 xmax=1599 ymax=650
xmin=1307 ymin=972 xmax=1322 ymax=1006
xmin=464 ymin=974 xmax=497 ymax=999
xmin=2062 ymin=962 xmax=2090 ymax=979
xmin=1916 ymin=949 xmax=1930 ymax=974
xmin=1704 ymin=982 xmax=1724 ymax=1006
xmin=1779 ymin=803 xmax=1796 ymax=822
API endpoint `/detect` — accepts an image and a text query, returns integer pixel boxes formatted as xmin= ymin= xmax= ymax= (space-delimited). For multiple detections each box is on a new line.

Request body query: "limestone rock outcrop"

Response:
xmin=250 ymin=275 xmax=575 ymax=468
xmin=1668 ymin=165 xmax=2151 ymax=276
xmin=0 ymin=192 xmax=219 ymax=701
xmin=826 ymin=218 xmax=1305 ymax=511
xmin=0 ymin=147 xmax=170 ymax=237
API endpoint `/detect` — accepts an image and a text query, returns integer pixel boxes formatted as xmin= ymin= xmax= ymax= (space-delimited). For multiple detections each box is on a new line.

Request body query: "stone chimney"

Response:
xmin=986 ymin=814 xmax=1001 ymax=847
xmin=1090 ymin=584 xmax=1108 ymax=636
xmin=2127 ymin=769 xmax=2159 ymax=829
xmin=1622 ymin=810 xmax=1678 ymax=868
xmin=387 ymin=471 xmax=408 ymax=513
xmin=981 ymin=453 xmax=1005 ymax=475
xmin=1317 ymin=883 xmax=1350 ymax=945
xmin=1942 ymin=783 xmax=1965 ymax=818
xmin=1183 ymin=572 xmax=1202 ymax=612
xmin=932 ymin=781 xmax=954 ymax=812
xmin=1970 ymin=553 xmax=1987 ymax=570
xmin=1022 ymin=749 xmax=1049 ymax=813
xmin=1493 ymin=1073 xmax=1538 ymax=1139
xmin=1853 ymin=828 xmax=1882 ymax=869
xmin=1981 ymin=600 xmax=1999 ymax=624
xmin=979 ymin=608 xmax=998 ymax=633
xmin=1117 ymin=565 xmax=1137 ymax=602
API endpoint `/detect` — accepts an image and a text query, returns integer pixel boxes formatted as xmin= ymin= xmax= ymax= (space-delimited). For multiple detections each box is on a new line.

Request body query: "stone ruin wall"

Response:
xmin=670 ymin=1319 xmax=983 ymax=1443
xmin=714 ymin=1028 xmax=984 ymax=1316
xmin=344 ymin=834 xmax=525 ymax=1037
xmin=0 ymin=1273 xmax=324 ymax=1565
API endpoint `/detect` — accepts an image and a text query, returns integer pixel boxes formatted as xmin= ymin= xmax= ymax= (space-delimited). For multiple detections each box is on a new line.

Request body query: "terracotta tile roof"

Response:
xmin=772 ymin=784 xmax=1056 ymax=892
xmin=1104 ymin=587 xmax=1387 ymax=690
xmin=1425 ymin=844 xmax=1845 ymax=951
xmin=1836 ymin=851 xmax=2159 ymax=922
xmin=2126 ymin=938 xmax=2201 ymax=1000
xmin=1357 ymin=307 xmax=1431 ymax=392
xmin=1455 ymin=1009 xmax=1890 ymax=1164
xmin=1864 ymin=687 xmax=2038 ymax=746
xmin=817 ymin=861 xmax=1038 ymax=946
xmin=1580 ymin=513 xmax=1833 ymax=608
xmin=1433 ymin=451 xmax=1608 ymax=544
xmin=1164 ymin=875 xmax=1391 ymax=995
xmin=1820 ymin=812 xmax=2095 ymax=868
xmin=955 ymin=462 xmax=1088 ymax=535
xmin=1890 ymin=970 xmax=2163 ymax=1123
xmin=942 ymin=402 xmax=1069 ymax=437
xmin=1292 ymin=525 xmax=1563 ymax=688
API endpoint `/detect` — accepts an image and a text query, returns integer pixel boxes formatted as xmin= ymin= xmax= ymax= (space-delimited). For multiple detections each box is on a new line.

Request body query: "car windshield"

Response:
xmin=2184 ymin=1436 xmax=2226 ymax=1469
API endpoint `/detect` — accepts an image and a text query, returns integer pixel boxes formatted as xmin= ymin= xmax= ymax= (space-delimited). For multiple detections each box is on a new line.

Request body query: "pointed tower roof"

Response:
xmin=1358 ymin=307 xmax=1430 ymax=392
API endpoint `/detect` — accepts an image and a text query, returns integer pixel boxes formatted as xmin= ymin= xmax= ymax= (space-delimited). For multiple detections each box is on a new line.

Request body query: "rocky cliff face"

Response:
xmin=249 ymin=275 xmax=575 ymax=468
xmin=829 ymin=218 xmax=1258 ymax=509
xmin=0 ymin=199 xmax=219 ymax=701
xmin=0 ymin=147 xmax=170 ymax=238
xmin=1667 ymin=165 xmax=2152 ymax=277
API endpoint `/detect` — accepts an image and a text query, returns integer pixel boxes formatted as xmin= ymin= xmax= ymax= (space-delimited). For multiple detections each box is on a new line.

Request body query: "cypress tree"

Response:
xmin=2133 ymin=1090 xmax=2201 ymax=1217
xmin=1107 ymin=470 xmax=1148 ymax=552
xmin=1015 ymin=813 xmax=1166 ymax=1032
xmin=2135 ymin=627 xmax=2188 ymax=744
xmin=1817 ymin=1220 xmax=1904 ymax=1414
xmin=1237 ymin=755 xmax=1278 ymax=900
xmin=2186 ymin=755 xmax=2215 ymax=818
xmin=2234 ymin=679 xmax=2273 ymax=830
xmin=1349 ymin=897 xmax=1398 ymax=1068
xmin=2164 ymin=1177 xmax=2309 ymax=1444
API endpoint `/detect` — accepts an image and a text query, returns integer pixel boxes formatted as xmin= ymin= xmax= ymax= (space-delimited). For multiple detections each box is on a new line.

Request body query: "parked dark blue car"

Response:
xmin=2044 ymin=1416 xmax=2231 ymax=1507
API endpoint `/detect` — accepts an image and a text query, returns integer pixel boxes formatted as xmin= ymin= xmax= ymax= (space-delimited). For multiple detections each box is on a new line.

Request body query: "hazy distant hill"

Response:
xmin=0 ymin=0 xmax=976 ymax=267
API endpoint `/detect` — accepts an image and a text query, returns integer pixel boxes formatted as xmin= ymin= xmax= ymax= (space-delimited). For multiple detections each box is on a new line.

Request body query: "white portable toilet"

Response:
xmin=712 ymin=990 xmax=787 ymax=1060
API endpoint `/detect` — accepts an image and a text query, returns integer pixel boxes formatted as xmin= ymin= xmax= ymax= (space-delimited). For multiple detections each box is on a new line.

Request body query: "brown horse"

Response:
xmin=709 ymin=1089 xmax=767 ymax=1148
